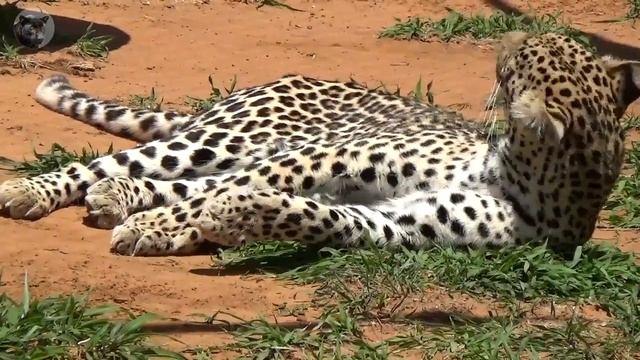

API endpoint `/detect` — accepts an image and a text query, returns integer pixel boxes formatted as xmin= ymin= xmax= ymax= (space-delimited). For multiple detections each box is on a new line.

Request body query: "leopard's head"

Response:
xmin=493 ymin=32 xmax=640 ymax=252
xmin=496 ymin=31 xmax=639 ymax=147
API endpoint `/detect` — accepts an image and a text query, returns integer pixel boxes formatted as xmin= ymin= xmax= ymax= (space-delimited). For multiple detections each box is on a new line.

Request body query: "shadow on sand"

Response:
xmin=482 ymin=0 xmax=640 ymax=59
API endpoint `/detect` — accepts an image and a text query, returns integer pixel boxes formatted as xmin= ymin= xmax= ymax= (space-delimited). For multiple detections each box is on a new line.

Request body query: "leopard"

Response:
xmin=0 ymin=31 xmax=638 ymax=258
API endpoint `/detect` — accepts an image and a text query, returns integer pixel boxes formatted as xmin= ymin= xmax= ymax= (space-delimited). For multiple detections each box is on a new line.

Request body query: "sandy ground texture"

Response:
xmin=0 ymin=0 xmax=639 ymax=356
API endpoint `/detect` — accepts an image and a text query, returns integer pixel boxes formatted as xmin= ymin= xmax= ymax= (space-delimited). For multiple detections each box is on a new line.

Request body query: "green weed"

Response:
xmin=310 ymin=244 xmax=429 ymax=318
xmin=605 ymin=286 xmax=640 ymax=346
xmin=217 ymin=238 xmax=640 ymax=357
xmin=0 ymin=274 xmax=184 ymax=359
xmin=205 ymin=305 xmax=635 ymax=359
xmin=185 ymin=75 xmax=237 ymax=114
xmin=378 ymin=17 xmax=429 ymax=41
xmin=1 ymin=143 xmax=114 ymax=177
xmin=71 ymin=23 xmax=112 ymax=59
xmin=0 ymin=35 xmax=21 ymax=62
xmin=129 ymin=87 xmax=163 ymax=111
xmin=212 ymin=241 xmax=640 ymax=359
xmin=389 ymin=312 xmax=631 ymax=359
xmin=0 ymin=34 xmax=41 ymax=69
xmin=202 ymin=306 xmax=378 ymax=359
xmin=360 ymin=77 xmax=450 ymax=108
xmin=365 ymin=77 xmax=472 ymax=111
xmin=223 ymin=316 xmax=316 ymax=359
xmin=627 ymin=0 xmax=640 ymax=20
xmin=622 ymin=114 xmax=640 ymax=131
xmin=380 ymin=10 xmax=591 ymax=49
xmin=605 ymin=141 xmax=640 ymax=227
xmin=221 ymin=241 xmax=640 ymax=305
xmin=407 ymin=77 xmax=435 ymax=105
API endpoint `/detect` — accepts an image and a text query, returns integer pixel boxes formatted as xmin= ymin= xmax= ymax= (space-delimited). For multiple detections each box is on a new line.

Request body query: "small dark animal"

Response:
xmin=12 ymin=14 xmax=50 ymax=49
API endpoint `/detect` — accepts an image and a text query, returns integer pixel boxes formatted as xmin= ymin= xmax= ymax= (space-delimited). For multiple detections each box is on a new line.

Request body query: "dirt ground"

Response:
xmin=1 ymin=0 xmax=639 ymax=355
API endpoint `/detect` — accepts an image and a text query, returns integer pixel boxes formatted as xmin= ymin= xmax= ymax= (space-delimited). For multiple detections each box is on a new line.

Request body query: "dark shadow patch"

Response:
xmin=404 ymin=309 xmax=500 ymax=327
xmin=482 ymin=0 xmax=640 ymax=59
xmin=143 ymin=319 xmax=322 ymax=334
xmin=142 ymin=310 xmax=497 ymax=335
xmin=189 ymin=243 xmax=329 ymax=276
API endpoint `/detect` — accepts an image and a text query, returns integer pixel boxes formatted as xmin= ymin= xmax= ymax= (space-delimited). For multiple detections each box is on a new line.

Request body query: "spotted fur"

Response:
xmin=1 ymin=31 xmax=638 ymax=257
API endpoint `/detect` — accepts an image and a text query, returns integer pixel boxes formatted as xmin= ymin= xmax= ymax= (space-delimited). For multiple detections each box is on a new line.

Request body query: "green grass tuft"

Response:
xmin=380 ymin=10 xmax=591 ymax=49
xmin=221 ymin=241 xmax=640 ymax=305
xmin=0 ymin=274 xmax=184 ymax=359
xmin=71 ymin=23 xmax=112 ymax=59
xmin=217 ymin=240 xmax=640 ymax=357
xmin=605 ymin=141 xmax=640 ymax=227
xmin=627 ymin=0 xmax=640 ymax=20
xmin=622 ymin=114 xmax=640 ymax=131
xmin=365 ymin=76 xmax=469 ymax=111
xmin=407 ymin=76 xmax=435 ymax=105
xmin=606 ymin=286 xmax=640 ymax=346
xmin=203 ymin=305 xmax=382 ymax=359
xmin=0 ymin=34 xmax=47 ymax=70
xmin=0 ymin=35 xmax=21 ymax=62
xmin=223 ymin=315 xmax=318 ymax=358
xmin=1 ymin=143 xmax=114 ymax=177
xmin=379 ymin=17 xmax=429 ymax=41
xmin=208 ymin=241 xmax=640 ymax=359
xmin=185 ymin=75 xmax=237 ymax=114
xmin=390 ymin=312 xmax=632 ymax=359
xmin=128 ymin=87 xmax=164 ymax=111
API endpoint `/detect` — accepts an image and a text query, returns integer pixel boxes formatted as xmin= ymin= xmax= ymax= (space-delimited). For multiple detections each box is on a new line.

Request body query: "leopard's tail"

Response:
xmin=34 ymin=74 xmax=195 ymax=143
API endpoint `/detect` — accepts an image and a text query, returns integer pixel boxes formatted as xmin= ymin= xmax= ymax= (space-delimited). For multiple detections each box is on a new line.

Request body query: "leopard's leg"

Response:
xmin=78 ymin=128 xmax=487 ymax=229
xmin=0 ymin=127 xmax=284 ymax=221
xmin=85 ymin=176 xmax=218 ymax=228
xmin=85 ymin=172 xmax=350 ymax=230
xmin=35 ymin=75 xmax=195 ymax=143
xmin=110 ymin=188 xmax=526 ymax=256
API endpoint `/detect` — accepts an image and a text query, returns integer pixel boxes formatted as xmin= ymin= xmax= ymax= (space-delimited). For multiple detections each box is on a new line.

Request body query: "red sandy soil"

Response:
xmin=0 ymin=0 xmax=639 ymax=356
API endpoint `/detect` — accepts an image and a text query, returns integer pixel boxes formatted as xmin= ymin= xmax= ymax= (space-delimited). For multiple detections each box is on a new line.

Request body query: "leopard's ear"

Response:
xmin=18 ymin=15 xmax=29 ymax=24
xmin=40 ymin=15 xmax=49 ymax=23
xmin=496 ymin=32 xmax=530 ymax=61
xmin=601 ymin=55 xmax=640 ymax=111
xmin=499 ymin=32 xmax=529 ymax=51
xmin=495 ymin=32 xmax=531 ymax=77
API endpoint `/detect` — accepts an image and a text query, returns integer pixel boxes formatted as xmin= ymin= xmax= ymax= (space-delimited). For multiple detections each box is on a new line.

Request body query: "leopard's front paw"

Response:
xmin=110 ymin=224 xmax=173 ymax=256
xmin=0 ymin=178 xmax=52 ymax=219
xmin=109 ymin=209 xmax=204 ymax=256
xmin=85 ymin=177 xmax=135 ymax=229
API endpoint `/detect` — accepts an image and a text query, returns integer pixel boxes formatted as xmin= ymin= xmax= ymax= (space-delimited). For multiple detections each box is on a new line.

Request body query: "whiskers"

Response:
xmin=482 ymin=64 xmax=509 ymax=143
xmin=482 ymin=80 xmax=503 ymax=143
